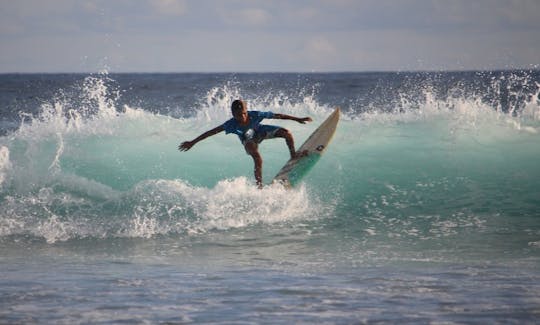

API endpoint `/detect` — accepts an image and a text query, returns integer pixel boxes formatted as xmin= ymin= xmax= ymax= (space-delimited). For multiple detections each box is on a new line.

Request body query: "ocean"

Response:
xmin=0 ymin=71 xmax=539 ymax=323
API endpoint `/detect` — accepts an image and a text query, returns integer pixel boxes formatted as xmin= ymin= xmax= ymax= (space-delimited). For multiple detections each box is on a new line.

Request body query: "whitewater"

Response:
xmin=0 ymin=71 xmax=539 ymax=323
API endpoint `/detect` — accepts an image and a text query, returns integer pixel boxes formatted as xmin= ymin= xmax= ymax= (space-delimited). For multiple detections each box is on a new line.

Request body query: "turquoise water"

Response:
xmin=0 ymin=72 xmax=539 ymax=323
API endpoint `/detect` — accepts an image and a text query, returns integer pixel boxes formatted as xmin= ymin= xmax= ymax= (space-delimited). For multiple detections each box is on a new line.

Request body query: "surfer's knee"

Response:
xmin=250 ymin=149 xmax=262 ymax=162
xmin=246 ymin=143 xmax=262 ymax=169
xmin=276 ymin=128 xmax=292 ymax=140
xmin=244 ymin=141 xmax=259 ymax=157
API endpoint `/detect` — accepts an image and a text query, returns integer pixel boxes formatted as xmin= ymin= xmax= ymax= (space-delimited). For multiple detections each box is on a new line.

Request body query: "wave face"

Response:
xmin=0 ymin=72 xmax=539 ymax=257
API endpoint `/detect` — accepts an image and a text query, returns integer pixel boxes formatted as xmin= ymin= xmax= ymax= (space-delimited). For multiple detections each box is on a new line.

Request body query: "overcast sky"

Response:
xmin=1 ymin=0 xmax=539 ymax=72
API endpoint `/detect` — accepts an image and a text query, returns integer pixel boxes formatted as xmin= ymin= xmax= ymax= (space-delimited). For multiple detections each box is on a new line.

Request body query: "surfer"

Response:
xmin=179 ymin=99 xmax=312 ymax=187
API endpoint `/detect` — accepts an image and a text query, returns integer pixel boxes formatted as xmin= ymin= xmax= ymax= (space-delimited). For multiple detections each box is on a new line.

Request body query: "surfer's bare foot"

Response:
xmin=293 ymin=150 xmax=309 ymax=159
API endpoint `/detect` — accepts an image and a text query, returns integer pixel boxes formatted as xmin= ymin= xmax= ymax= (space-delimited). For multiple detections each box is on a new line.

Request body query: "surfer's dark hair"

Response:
xmin=231 ymin=99 xmax=246 ymax=113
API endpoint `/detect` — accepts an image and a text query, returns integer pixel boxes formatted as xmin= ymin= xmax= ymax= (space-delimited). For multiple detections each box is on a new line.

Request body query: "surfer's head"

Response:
xmin=231 ymin=99 xmax=248 ymax=123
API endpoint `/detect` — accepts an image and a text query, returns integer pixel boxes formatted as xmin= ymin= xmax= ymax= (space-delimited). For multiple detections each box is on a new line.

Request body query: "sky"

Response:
xmin=1 ymin=0 xmax=539 ymax=73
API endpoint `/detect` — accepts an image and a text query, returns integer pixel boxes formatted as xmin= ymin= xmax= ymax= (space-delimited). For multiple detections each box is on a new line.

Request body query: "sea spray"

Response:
xmin=0 ymin=145 xmax=10 ymax=188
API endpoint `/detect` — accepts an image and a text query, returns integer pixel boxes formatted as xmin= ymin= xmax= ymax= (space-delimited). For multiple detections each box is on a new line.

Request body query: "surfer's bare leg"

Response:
xmin=245 ymin=141 xmax=263 ymax=188
xmin=275 ymin=128 xmax=307 ymax=159
xmin=275 ymin=128 xmax=296 ymax=159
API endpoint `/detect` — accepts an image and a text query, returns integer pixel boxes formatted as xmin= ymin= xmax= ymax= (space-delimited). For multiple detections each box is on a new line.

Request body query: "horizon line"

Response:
xmin=1 ymin=67 xmax=539 ymax=75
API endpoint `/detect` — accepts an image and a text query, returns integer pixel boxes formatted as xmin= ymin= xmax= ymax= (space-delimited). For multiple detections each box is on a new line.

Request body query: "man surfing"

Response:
xmin=179 ymin=99 xmax=312 ymax=187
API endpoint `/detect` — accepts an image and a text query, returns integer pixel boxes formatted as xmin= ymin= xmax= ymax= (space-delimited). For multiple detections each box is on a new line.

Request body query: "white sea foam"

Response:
xmin=118 ymin=177 xmax=315 ymax=239
xmin=0 ymin=145 xmax=10 ymax=188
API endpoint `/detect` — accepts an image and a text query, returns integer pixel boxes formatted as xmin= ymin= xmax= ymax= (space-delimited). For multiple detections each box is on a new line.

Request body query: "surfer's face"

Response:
xmin=232 ymin=108 xmax=248 ymax=124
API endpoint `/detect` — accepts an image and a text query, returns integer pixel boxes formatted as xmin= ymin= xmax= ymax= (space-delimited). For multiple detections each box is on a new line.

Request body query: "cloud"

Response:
xmin=303 ymin=37 xmax=338 ymax=68
xmin=220 ymin=7 xmax=272 ymax=27
xmin=238 ymin=8 xmax=271 ymax=25
xmin=150 ymin=0 xmax=187 ymax=16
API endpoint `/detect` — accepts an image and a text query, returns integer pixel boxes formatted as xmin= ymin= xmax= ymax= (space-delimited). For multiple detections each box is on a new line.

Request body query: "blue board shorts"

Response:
xmin=242 ymin=125 xmax=281 ymax=146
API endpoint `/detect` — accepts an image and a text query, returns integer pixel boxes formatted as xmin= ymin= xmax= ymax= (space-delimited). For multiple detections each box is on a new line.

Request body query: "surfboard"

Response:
xmin=272 ymin=107 xmax=340 ymax=187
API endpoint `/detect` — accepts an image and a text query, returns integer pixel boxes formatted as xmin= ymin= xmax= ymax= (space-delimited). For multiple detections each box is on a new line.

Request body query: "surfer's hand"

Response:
xmin=297 ymin=117 xmax=312 ymax=124
xmin=178 ymin=141 xmax=195 ymax=151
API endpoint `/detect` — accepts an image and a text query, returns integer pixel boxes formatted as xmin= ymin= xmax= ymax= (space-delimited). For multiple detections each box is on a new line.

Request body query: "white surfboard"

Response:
xmin=273 ymin=107 xmax=340 ymax=187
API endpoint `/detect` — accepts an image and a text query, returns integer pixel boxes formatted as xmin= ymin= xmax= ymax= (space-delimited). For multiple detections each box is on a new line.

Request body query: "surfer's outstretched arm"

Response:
xmin=178 ymin=125 xmax=224 ymax=151
xmin=273 ymin=114 xmax=312 ymax=124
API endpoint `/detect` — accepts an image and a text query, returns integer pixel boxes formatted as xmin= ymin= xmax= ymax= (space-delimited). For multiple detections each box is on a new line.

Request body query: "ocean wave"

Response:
xmin=0 ymin=73 xmax=539 ymax=244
